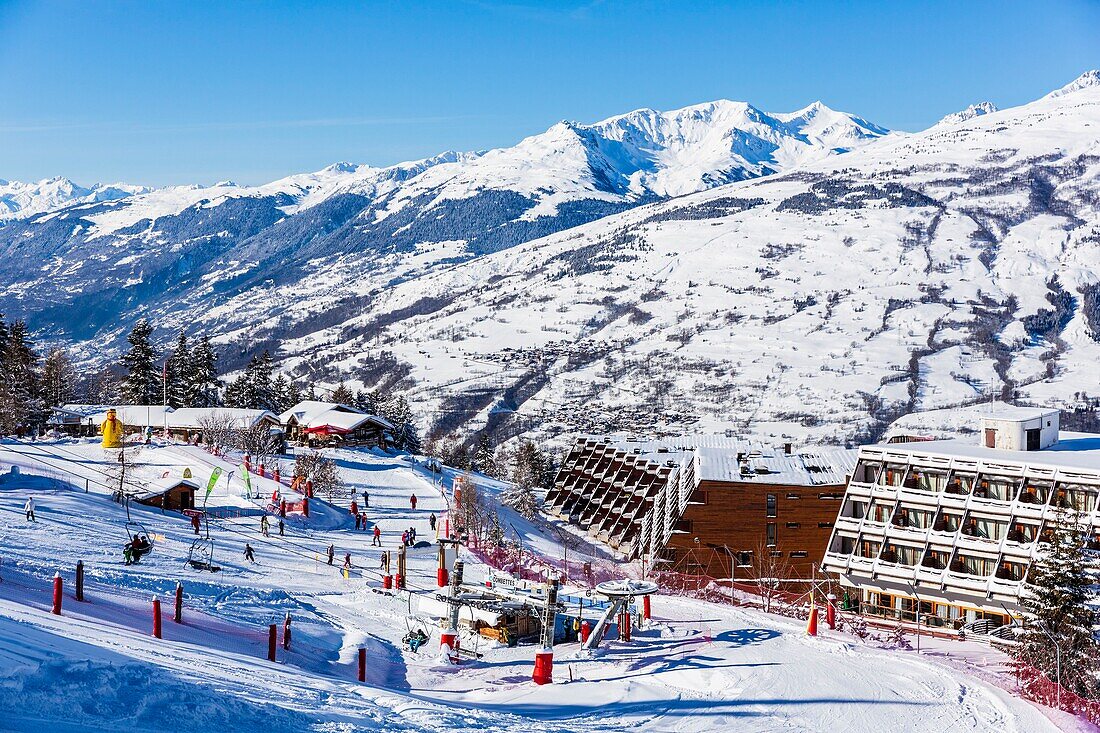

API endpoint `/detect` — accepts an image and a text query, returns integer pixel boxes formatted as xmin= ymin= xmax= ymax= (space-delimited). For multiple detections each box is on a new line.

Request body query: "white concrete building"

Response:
xmin=822 ymin=406 xmax=1100 ymax=630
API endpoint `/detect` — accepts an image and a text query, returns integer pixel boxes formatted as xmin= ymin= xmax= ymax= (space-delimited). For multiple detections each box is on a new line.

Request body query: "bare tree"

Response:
xmin=294 ymin=451 xmax=348 ymax=502
xmin=198 ymin=412 xmax=235 ymax=453
xmin=235 ymin=420 xmax=281 ymax=467
xmin=750 ymin=540 xmax=794 ymax=614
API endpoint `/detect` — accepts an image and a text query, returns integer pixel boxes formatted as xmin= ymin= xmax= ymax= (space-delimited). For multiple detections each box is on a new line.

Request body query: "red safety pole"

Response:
xmin=174 ymin=582 xmax=183 ymax=623
xmin=826 ymin=594 xmax=837 ymax=630
xmin=580 ymin=620 xmax=592 ymax=644
xmin=806 ymin=606 xmax=819 ymax=637
xmin=51 ymin=572 xmax=63 ymax=615
xmin=642 ymin=594 xmax=651 ymax=621
xmin=283 ymin=612 xmax=292 ymax=650
xmin=357 ymin=647 xmax=366 ymax=682
xmin=274 ymin=466 xmax=280 ymax=484
xmin=75 ymin=560 xmax=85 ymax=602
xmin=302 ymin=497 xmax=309 ymax=518
xmin=620 ymin=611 xmax=631 ymax=642
xmin=152 ymin=596 xmax=162 ymax=639
xmin=258 ymin=464 xmax=266 ymax=479
xmin=268 ymin=624 xmax=277 ymax=662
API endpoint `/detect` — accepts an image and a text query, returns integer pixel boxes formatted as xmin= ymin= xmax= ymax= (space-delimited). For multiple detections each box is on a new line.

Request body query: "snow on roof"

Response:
xmin=279 ymin=400 xmax=393 ymax=431
xmin=866 ymin=431 xmax=1100 ymax=474
xmin=50 ymin=405 xmax=279 ymax=430
xmin=595 ymin=435 xmax=856 ymax=487
xmin=132 ymin=475 xmax=200 ymax=500
xmin=885 ymin=402 xmax=1060 ymax=442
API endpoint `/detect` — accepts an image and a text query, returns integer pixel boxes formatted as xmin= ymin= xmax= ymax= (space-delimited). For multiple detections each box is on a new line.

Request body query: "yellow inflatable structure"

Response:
xmin=101 ymin=408 xmax=124 ymax=449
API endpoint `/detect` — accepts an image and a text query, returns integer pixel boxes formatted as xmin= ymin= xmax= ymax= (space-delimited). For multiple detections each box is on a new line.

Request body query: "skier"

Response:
xmin=327 ymin=544 xmax=335 ymax=565
xmin=191 ymin=514 xmax=201 ymax=535
xmin=354 ymin=513 xmax=361 ymax=531
xmin=244 ymin=544 xmax=256 ymax=563
xmin=360 ymin=513 xmax=368 ymax=530
xmin=260 ymin=515 xmax=270 ymax=537
xmin=409 ymin=526 xmax=416 ymax=544
xmin=409 ymin=493 xmax=417 ymax=510
xmin=278 ymin=519 xmax=285 ymax=537
xmin=428 ymin=513 xmax=437 ymax=532
xmin=362 ymin=490 xmax=369 ymax=507
xmin=343 ymin=553 xmax=352 ymax=571
xmin=24 ymin=496 xmax=35 ymax=522
xmin=401 ymin=530 xmax=409 ymax=547
xmin=372 ymin=525 xmax=382 ymax=547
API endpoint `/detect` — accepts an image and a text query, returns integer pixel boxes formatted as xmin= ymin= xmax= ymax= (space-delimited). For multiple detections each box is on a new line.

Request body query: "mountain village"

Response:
xmin=1 ymin=41 xmax=1100 ymax=733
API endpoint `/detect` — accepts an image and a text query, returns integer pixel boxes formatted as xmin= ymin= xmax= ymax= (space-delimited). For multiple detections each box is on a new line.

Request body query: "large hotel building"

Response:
xmin=821 ymin=405 xmax=1100 ymax=630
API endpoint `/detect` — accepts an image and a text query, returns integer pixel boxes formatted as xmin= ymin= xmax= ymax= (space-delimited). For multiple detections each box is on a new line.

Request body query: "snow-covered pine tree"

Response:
xmin=383 ymin=394 xmax=421 ymax=453
xmin=305 ymin=384 xmax=318 ymax=401
xmin=330 ymin=381 xmax=355 ymax=405
xmin=252 ymin=351 xmax=276 ymax=410
xmin=165 ymin=330 xmax=190 ymax=407
xmin=1016 ymin=511 xmax=1100 ymax=698
xmin=41 ymin=347 xmax=78 ymax=408
xmin=120 ymin=320 xmax=160 ymax=405
xmin=185 ymin=335 xmax=220 ymax=407
xmin=271 ymin=374 xmax=297 ymax=413
xmin=472 ymin=433 xmax=497 ymax=477
xmin=503 ymin=440 xmax=544 ymax=519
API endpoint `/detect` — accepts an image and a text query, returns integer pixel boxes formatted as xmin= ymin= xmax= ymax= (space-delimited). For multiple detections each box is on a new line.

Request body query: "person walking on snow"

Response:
xmin=409 ymin=493 xmax=417 ymax=510
xmin=409 ymin=526 xmax=416 ymax=544
xmin=372 ymin=525 xmax=381 ymax=547
xmin=278 ymin=519 xmax=284 ymax=537
xmin=24 ymin=496 xmax=35 ymax=522
xmin=354 ymin=513 xmax=361 ymax=530
xmin=244 ymin=544 xmax=256 ymax=563
xmin=343 ymin=553 xmax=352 ymax=571
xmin=362 ymin=490 xmax=369 ymax=507
xmin=401 ymin=530 xmax=408 ymax=547
xmin=260 ymin=515 xmax=270 ymax=537
xmin=350 ymin=500 xmax=358 ymax=517
xmin=327 ymin=544 xmax=335 ymax=565
xmin=191 ymin=514 xmax=201 ymax=535
xmin=429 ymin=513 xmax=437 ymax=532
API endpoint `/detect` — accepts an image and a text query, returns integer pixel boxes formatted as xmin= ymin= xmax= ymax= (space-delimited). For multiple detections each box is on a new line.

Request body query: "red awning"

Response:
xmin=302 ymin=424 xmax=351 ymax=436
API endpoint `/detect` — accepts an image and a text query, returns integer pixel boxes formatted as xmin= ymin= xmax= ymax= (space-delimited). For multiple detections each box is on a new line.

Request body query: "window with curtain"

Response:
xmin=971 ymin=517 xmax=1007 ymax=541
xmin=868 ymin=500 xmax=893 ymax=523
xmin=954 ymin=554 xmax=995 ymax=576
xmin=946 ymin=472 xmax=974 ymax=495
xmin=1018 ymin=482 xmax=1050 ymax=505
xmin=975 ymin=474 xmax=1019 ymax=501
xmin=914 ymin=470 xmax=948 ymax=493
xmin=1053 ymin=483 xmax=1098 ymax=512
xmin=854 ymin=460 xmax=881 ymax=484
xmin=858 ymin=539 xmax=881 ymax=559
xmin=934 ymin=511 xmax=962 ymax=532
xmin=881 ymin=465 xmax=907 ymax=487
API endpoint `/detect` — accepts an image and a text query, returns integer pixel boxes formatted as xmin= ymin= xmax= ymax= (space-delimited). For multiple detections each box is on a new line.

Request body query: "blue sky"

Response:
xmin=1 ymin=0 xmax=1097 ymax=186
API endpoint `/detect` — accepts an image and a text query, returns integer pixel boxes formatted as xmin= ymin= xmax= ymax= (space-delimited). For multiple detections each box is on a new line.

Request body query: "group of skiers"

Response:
xmin=123 ymin=535 xmax=152 ymax=565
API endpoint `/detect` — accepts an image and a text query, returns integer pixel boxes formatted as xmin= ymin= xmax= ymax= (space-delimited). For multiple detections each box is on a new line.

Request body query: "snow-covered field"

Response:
xmin=0 ymin=438 xmax=1086 ymax=732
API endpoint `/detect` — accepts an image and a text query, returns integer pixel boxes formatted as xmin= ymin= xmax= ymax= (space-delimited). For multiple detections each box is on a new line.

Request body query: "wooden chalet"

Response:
xmin=545 ymin=436 xmax=856 ymax=582
xmin=48 ymin=405 xmax=282 ymax=445
xmin=279 ymin=401 xmax=392 ymax=449
xmin=134 ymin=476 xmax=199 ymax=511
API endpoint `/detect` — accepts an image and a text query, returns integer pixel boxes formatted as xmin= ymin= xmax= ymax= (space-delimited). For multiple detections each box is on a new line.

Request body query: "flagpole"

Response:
xmin=163 ymin=361 xmax=169 ymax=440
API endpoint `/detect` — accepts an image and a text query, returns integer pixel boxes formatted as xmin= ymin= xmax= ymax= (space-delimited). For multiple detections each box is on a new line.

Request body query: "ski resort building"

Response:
xmin=545 ymin=436 xmax=856 ymax=581
xmin=821 ymin=406 xmax=1100 ymax=630
xmin=278 ymin=401 xmax=392 ymax=448
xmin=48 ymin=405 xmax=282 ymax=443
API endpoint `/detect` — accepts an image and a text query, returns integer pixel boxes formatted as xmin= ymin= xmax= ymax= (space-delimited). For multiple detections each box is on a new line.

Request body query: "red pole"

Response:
xmin=75 ymin=560 xmax=85 ymax=602
xmin=642 ymin=595 xmax=651 ymax=621
xmin=174 ymin=582 xmax=183 ymax=623
xmin=283 ymin=613 xmax=292 ymax=650
xmin=51 ymin=572 xmax=63 ymax=615
xmin=268 ymin=624 xmax=277 ymax=662
xmin=806 ymin=607 xmax=819 ymax=637
xmin=302 ymin=497 xmax=309 ymax=517
xmin=152 ymin=596 xmax=162 ymax=638
xmin=580 ymin=620 xmax=591 ymax=644
xmin=357 ymin=647 xmax=366 ymax=682
xmin=244 ymin=455 xmax=251 ymax=471
xmin=826 ymin=601 xmax=837 ymax=630
xmin=274 ymin=467 xmax=280 ymax=484
xmin=258 ymin=464 xmax=266 ymax=479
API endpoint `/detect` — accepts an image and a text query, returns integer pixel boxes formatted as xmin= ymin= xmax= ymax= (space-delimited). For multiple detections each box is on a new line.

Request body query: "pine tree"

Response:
xmin=305 ymin=384 xmax=318 ymax=401
xmin=41 ymin=347 xmax=78 ymax=407
xmin=472 ymin=433 xmax=497 ymax=477
xmin=1016 ymin=512 xmax=1100 ymax=697
xmin=271 ymin=374 xmax=293 ymax=413
xmin=120 ymin=320 xmax=160 ymax=405
xmin=331 ymin=381 xmax=355 ymax=405
xmin=0 ymin=319 xmax=43 ymax=433
xmin=185 ymin=336 xmax=220 ymax=407
xmin=224 ymin=351 xmax=275 ymax=410
xmin=503 ymin=440 xmax=545 ymax=519
xmin=164 ymin=331 xmax=190 ymax=407
xmin=382 ymin=393 xmax=420 ymax=453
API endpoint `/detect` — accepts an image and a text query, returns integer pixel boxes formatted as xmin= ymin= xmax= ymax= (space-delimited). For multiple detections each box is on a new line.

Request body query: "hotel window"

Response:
xmin=857 ymin=538 xmax=881 ymax=559
xmin=1052 ymin=483 xmax=1098 ymax=512
xmin=892 ymin=506 xmax=934 ymax=529
xmin=786 ymin=493 xmax=801 ymax=500
xmin=974 ymin=474 xmax=1020 ymax=502
xmin=867 ymin=499 xmax=894 ymax=524
xmin=854 ymin=460 xmax=881 ymax=484
xmin=951 ymin=553 xmax=996 ymax=577
xmin=1018 ymin=481 xmax=1051 ymax=505
xmin=965 ymin=515 xmax=1007 ymax=541
xmin=830 ymin=535 xmax=856 ymax=554
xmin=1006 ymin=521 xmax=1039 ymax=544
xmin=945 ymin=472 xmax=975 ymax=496
xmin=912 ymin=469 xmax=948 ymax=493
xmin=881 ymin=464 xmax=907 ymax=487
xmin=933 ymin=510 xmax=963 ymax=533
xmin=766 ymin=522 xmax=777 ymax=546
xmin=735 ymin=551 xmax=754 ymax=567
xmin=996 ymin=560 xmax=1027 ymax=582
xmin=818 ymin=521 xmax=834 ymax=529
xmin=921 ymin=548 xmax=949 ymax=570
xmin=841 ymin=497 xmax=867 ymax=519
xmin=766 ymin=494 xmax=777 ymax=517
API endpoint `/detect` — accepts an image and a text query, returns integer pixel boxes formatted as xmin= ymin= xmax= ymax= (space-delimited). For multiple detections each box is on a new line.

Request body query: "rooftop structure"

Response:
xmin=821 ymin=407 xmax=1100 ymax=631
xmin=279 ymin=401 xmax=392 ymax=448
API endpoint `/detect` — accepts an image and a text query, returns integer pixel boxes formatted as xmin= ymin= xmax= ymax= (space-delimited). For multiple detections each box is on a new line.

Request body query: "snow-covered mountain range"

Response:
xmin=4 ymin=73 xmax=1100 ymax=446
xmin=0 ymin=177 xmax=152 ymax=220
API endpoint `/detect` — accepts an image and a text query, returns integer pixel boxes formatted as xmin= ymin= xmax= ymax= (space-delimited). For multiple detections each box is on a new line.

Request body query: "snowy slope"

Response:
xmin=0 ymin=439 xmax=1081 ymax=732
xmin=171 ymin=70 xmax=1100 ymax=447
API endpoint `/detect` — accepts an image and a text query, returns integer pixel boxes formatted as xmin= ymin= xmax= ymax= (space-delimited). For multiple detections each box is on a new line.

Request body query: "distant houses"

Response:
xmin=47 ymin=400 xmax=393 ymax=451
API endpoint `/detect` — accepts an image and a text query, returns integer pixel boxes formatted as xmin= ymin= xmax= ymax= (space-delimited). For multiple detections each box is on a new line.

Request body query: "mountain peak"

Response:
xmin=937 ymin=101 xmax=998 ymax=126
xmin=1045 ymin=69 xmax=1100 ymax=99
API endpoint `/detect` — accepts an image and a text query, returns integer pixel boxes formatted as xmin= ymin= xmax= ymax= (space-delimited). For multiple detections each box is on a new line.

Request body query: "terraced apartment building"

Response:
xmin=821 ymin=406 xmax=1100 ymax=630
xmin=545 ymin=435 xmax=855 ymax=580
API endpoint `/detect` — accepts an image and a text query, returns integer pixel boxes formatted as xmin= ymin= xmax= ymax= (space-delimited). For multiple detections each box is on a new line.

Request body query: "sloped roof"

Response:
xmin=50 ymin=405 xmax=279 ymax=430
xmin=279 ymin=400 xmax=393 ymax=431
xmin=132 ymin=476 xmax=200 ymax=500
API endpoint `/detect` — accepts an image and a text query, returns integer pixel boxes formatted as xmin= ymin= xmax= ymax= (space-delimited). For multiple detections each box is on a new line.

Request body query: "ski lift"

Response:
xmin=122 ymin=495 xmax=156 ymax=560
xmin=187 ymin=537 xmax=220 ymax=572
xmin=402 ymin=625 xmax=431 ymax=653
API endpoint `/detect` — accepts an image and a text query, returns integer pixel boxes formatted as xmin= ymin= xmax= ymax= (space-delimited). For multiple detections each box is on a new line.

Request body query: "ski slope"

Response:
xmin=0 ymin=439 xmax=1085 ymax=732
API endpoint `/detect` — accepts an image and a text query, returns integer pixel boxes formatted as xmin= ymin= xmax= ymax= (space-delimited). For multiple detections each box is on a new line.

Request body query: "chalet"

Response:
xmin=133 ymin=476 xmax=199 ymax=511
xmin=278 ymin=401 xmax=392 ymax=449
xmin=545 ymin=435 xmax=855 ymax=582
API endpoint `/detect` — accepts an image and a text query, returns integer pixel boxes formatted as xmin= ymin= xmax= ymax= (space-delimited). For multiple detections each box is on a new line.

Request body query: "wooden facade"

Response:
xmin=546 ymin=436 xmax=854 ymax=582
xmin=135 ymin=480 xmax=198 ymax=511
